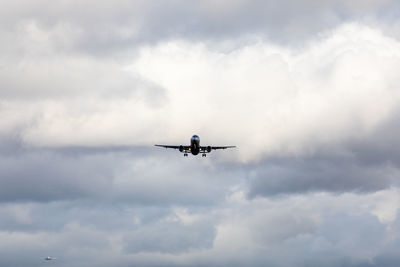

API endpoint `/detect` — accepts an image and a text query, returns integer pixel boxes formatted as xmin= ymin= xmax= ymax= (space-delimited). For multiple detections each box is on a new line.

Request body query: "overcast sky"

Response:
xmin=1 ymin=0 xmax=400 ymax=266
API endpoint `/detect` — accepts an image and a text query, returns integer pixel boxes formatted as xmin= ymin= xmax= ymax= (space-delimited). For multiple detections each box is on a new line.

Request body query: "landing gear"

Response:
xmin=184 ymin=153 xmax=188 ymax=157
xmin=202 ymin=154 xmax=207 ymax=157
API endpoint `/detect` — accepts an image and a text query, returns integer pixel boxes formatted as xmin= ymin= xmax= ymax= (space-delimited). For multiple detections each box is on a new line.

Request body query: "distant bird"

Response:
xmin=155 ymin=134 xmax=236 ymax=157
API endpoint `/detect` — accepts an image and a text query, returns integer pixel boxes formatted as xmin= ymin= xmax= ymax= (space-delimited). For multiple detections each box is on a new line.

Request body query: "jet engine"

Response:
xmin=179 ymin=145 xmax=184 ymax=152
xmin=207 ymin=146 xmax=211 ymax=152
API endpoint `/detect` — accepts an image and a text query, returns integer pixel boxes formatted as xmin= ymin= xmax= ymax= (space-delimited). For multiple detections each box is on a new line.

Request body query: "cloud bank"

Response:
xmin=1 ymin=0 xmax=400 ymax=266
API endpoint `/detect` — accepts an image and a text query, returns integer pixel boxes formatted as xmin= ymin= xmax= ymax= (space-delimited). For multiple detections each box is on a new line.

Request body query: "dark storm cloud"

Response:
xmin=247 ymin=154 xmax=397 ymax=197
xmin=248 ymin=109 xmax=400 ymax=197
xmin=0 ymin=140 xmax=239 ymax=205
xmin=0 ymin=146 xmax=114 ymax=202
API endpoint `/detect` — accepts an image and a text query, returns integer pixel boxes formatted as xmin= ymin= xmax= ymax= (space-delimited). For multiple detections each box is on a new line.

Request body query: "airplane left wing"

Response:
xmin=200 ymin=145 xmax=236 ymax=153
xmin=210 ymin=146 xmax=236 ymax=150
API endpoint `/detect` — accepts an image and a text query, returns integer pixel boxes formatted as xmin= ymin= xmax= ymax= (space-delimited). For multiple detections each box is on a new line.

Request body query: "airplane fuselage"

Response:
xmin=190 ymin=135 xmax=200 ymax=155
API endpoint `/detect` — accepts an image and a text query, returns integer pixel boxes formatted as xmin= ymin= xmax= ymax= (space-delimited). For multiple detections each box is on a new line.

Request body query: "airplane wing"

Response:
xmin=155 ymin=145 xmax=190 ymax=150
xmin=210 ymin=146 xmax=236 ymax=150
xmin=155 ymin=145 xmax=180 ymax=149
xmin=200 ymin=145 xmax=236 ymax=153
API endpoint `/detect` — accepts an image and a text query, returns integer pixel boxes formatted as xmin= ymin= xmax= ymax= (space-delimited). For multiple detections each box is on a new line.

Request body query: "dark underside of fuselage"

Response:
xmin=191 ymin=147 xmax=199 ymax=155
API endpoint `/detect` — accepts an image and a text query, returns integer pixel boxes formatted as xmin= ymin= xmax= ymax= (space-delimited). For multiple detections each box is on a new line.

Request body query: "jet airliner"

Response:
xmin=155 ymin=135 xmax=235 ymax=157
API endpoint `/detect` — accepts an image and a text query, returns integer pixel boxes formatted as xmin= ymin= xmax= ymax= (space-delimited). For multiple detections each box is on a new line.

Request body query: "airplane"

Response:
xmin=44 ymin=256 xmax=56 ymax=261
xmin=155 ymin=135 xmax=235 ymax=157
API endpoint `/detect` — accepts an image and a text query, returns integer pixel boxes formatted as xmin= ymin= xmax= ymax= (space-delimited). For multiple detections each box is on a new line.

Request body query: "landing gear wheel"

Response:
xmin=202 ymin=154 xmax=206 ymax=157
xmin=184 ymin=153 xmax=188 ymax=157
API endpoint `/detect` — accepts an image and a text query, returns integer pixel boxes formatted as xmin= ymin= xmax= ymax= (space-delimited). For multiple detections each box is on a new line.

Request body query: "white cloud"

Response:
xmin=2 ymin=23 xmax=398 ymax=163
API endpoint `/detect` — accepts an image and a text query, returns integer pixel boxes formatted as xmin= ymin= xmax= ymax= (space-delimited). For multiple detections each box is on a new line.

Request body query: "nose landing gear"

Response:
xmin=184 ymin=153 xmax=188 ymax=157
xmin=202 ymin=154 xmax=207 ymax=157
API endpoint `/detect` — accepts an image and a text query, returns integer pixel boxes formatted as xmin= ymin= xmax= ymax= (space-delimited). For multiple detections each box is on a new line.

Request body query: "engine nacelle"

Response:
xmin=179 ymin=145 xmax=184 ymax=152
xmin=207 ymin=146 xmax=211 ymax=152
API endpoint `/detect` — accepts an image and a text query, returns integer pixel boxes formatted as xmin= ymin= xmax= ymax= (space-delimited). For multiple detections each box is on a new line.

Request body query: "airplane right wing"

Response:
xmin=155 ymin=145 xmax=190 ymax=151
xmin=155 ymin=145 xmax=180 ymax=149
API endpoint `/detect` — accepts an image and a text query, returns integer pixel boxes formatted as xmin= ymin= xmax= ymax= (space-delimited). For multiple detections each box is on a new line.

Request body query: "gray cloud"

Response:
xmin=2 ymin=0 xmax=400 ymax=266
xmin=1 ymin=0 xmax=399 ymax=57
xmin=0 ymin=188 xmax=399 ymax=266
xmin=247 ymin=154 xmax=398 ymax=197
xmin=124 ymin=220 xmax=216 ymax=254
xmin=248 ymin=108 xmax=400 ymax=197
xmin=0 ymin=141 xmax=240 ymax=205
xmin=0 ymin=147 xmax=114 ymax=202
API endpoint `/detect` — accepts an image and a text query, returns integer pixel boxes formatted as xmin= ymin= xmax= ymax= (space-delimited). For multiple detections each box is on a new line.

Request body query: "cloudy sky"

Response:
xmin=2 ymin=0 xmax=400 ymax=266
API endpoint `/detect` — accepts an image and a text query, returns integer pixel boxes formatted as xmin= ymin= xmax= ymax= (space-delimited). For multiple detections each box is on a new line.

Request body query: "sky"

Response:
xmin=1 ymin=0 xmax=400 ymax=266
